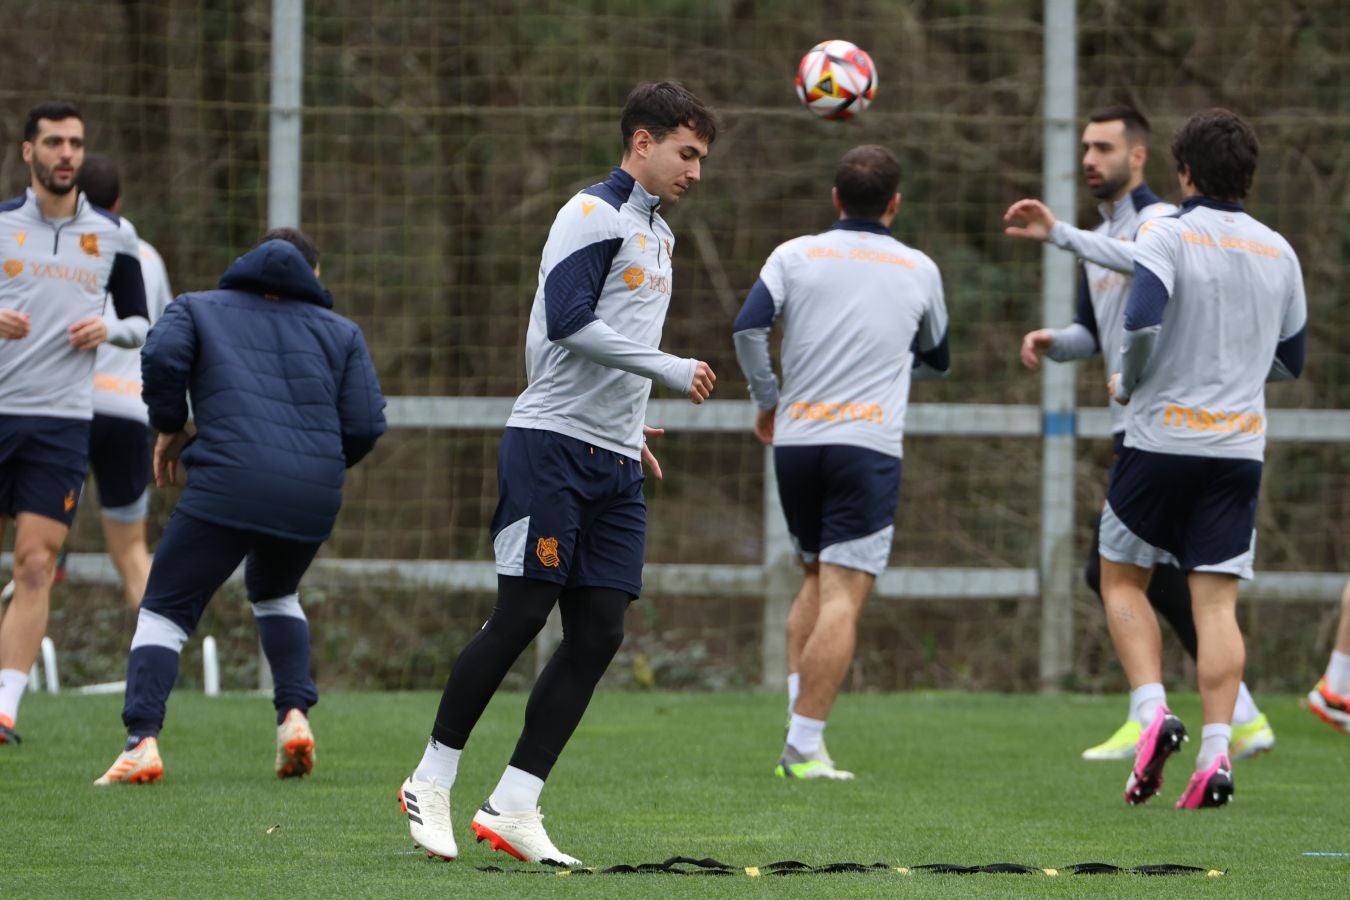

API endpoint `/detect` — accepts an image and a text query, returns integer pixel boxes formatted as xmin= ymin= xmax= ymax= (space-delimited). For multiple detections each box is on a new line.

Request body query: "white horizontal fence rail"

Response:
xmin=43 ymin=398 xmax=1350 ymax=604
xmin=386 ymin=396 xmax=1350 ymax=443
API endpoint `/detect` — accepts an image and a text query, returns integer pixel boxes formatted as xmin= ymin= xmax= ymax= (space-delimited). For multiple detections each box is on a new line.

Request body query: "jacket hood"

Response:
xmin=218 ymin=239 xmax=332 ymax=308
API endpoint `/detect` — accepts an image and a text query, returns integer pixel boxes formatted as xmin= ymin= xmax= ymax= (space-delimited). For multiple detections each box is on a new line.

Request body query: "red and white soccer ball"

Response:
xmin=795 ymin=40 xmax=877 ymax=120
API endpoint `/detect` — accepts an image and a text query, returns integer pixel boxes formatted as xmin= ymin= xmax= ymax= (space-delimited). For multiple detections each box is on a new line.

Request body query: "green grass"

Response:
xmin=3 ymin=690 xmax=1348 ymax=897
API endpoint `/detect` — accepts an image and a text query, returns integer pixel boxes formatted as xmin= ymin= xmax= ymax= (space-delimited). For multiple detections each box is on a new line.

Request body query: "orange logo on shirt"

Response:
xmin=1162 ymin=405 xmax=1263 ymax=435
xmin=2 ymin=260 xmax=21 ymax=278
xmin=94 ymin=373 xmax=142 ymax=396
xmin=787 ymin=401 xmax=884 ymax=424
xmin=80 ymin=233 xmax=100 ymax=257
xmin=536 ymin=537 xmax=561 ymax=568
xmin=580 ymin=199 xmax=598 ymax=217
xmin=14 ymin=231 xmax=26 ymax=247
xmin=63 ymin=490 xmax=77 ymax=513
xmin=622 ymin=266 xmax=645 ymax=290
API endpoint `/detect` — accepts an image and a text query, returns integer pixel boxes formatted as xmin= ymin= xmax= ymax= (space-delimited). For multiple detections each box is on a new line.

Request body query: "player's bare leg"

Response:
xmin=1102 ymin=557 xmax=1185 ymax=804
xmin=1175 ymin=571 xmax=1240 ymax=808
xmin=101 ymin=515 xmax=150 ymax=610
xmin=1189 ymin=572 xmax=1243 ymax=729
xmin=785 ymin=564 xmax=820 ymax=678
xmin=0 ymin=513 xmax=69 ymax=742
xmin=778 ymin=563 xmax=872 ymax=779
xmin=1100 ymin=559 xmax=1162 ymax=689
xmin=0 ymin=513 xmax=67 ymax=671
xmin=785 ymin=563 xmax=819 ymax=719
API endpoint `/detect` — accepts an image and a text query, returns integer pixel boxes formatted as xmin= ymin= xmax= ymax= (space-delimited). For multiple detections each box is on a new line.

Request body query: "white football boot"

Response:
xmin=400 ymin=775 xmax=457 ymax=860
xmin=470 ymin=801 xmax=582 ymax=866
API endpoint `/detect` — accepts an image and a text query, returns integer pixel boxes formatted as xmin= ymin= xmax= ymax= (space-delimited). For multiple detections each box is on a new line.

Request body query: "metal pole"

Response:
xmin=1038 ymin=0 xmax=1078 ymax=691
xmin=268 ymin=0 xmax=304 ymax=229
xmin=260 ymin=0 xmax=304 ymax=693
xmin=760 ymin=446 xmax=794 ymax=690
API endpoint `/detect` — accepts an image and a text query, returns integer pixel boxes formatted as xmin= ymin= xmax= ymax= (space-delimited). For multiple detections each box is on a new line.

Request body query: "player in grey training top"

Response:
xmin=0 ymin=103 xmax=147 ymax=746
xmin=1102 ymin=108 xmax=1306 ymax=810
xmin=1007 ymin=106 xmax=1174 ymax=435
xmin=400 ymin=82 xmax=717 ymax=866
xmin=735 ymin=145 xmax=948 ymax=780
xmin=1005 ymin=105 xmax=1274 ymax=762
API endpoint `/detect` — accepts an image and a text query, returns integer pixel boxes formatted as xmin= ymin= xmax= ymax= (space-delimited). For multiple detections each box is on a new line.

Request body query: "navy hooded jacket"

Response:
xmin=141 ymin=240 xmax=387 ymax=542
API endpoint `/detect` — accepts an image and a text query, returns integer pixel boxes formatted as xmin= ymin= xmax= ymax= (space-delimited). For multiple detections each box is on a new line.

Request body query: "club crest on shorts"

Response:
xmin=536 ymin=536 xmax=561 ymax=567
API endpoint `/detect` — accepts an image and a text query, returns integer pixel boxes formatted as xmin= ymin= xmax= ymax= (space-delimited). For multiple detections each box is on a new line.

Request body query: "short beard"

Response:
xmin=1088 ymin=171 xmax=1129 ymax=201
xmin=34 ymin=162 xmax=76 ymax=196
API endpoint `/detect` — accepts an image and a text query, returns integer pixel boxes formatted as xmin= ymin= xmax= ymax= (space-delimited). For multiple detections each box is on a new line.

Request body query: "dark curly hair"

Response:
xmin=1171 ymin=108 xmax=1259 ymax=201
xmin=620 ymin=82 xmax=717 ymax=153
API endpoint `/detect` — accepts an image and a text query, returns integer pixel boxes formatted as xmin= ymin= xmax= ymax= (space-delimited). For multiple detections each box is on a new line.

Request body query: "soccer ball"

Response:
xmin=795 ymin=40 xmax=877 ymax=120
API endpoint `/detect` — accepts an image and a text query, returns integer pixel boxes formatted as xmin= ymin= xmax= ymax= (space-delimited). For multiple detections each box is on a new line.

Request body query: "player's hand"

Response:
xmin=1107 ymin=373 xmax=1129 ymax=405
xmin=754 ymin=407 xmax=775 ymax=446
xmin=68 ymin=315 xmax=108 ymax=351
xmin=0 ymin=310 xmax=31 ymax=340
xmin=154 ymin=430 xmax=191 ymax=487
xmin=1020 ymin=329 xmax=1055 ymax=370
xmin=688 ymin=361 xmax=715 ymax=404
xmin=1003 ymin=199 xmax=1056 ymax=242
xmin=641 ymin=424 xmax=665 ymax=480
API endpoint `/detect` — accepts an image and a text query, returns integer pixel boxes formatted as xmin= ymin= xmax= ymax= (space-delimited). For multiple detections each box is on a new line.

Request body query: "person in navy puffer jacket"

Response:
xmin=95 ymin=229 xmax=386 ymax=786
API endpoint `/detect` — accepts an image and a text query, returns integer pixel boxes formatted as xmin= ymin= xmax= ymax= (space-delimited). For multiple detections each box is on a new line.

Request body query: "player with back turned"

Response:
xmin=734 ymin=144 xmax=949 ymax=780
xmin=1003 ymin=105 xmax=1275 ymax=762
xmin=1101 ymin=108 xmax=1306 ymax=808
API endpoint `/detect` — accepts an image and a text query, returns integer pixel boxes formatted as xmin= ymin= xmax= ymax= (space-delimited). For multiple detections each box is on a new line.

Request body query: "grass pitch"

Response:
xmin=3 ymin=689 xmax=1348 ymax=897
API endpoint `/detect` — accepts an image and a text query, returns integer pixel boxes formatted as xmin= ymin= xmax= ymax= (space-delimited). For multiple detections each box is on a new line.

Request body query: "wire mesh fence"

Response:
xmin=1 ymin=0 xmax=1346 ymax=690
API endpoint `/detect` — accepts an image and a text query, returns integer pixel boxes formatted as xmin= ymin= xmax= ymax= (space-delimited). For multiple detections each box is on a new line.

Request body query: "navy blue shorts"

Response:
xmin=1103 ymin=445 xmax=1261 ymax=576
xmin=774 ymin=444 xmax=901 ymax=575
xmin=490 ymin=428 xmax=645 ymax=597
xmin=88 ymin=414 xmax=152 ymax=511
xmin=0 ymin=415 xmax=90 ymax=526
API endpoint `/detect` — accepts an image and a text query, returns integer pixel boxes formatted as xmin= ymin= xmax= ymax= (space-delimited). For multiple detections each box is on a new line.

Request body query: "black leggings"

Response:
xmin=1085 ymin=513 xmax=1198 ymax=659
xmin=430 ymin=575 xmax=630 ymax=780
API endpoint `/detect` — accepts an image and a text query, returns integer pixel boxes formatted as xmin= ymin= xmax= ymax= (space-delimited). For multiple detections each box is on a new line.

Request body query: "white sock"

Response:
xmin=1129 ymin=682 xmax=1167 ymax=725
xmin=412 ymin=736 xmax=462 ymax=786
xmin=1327 ymin=650 xmax=1350 ymax=697
xmin=1197 ymin=723 xmax=1232 ymax=771
xmin=1232 ymin=682 xmax=1259 ymax=726
xmin=0 ymin=668 xmax=28 ymax=722
xmin=786 ymin=672 xmax=800 ymax=716
xmin=489 ymin=765 xmax=544 ymax=812
xmin=786 ymin=713 xmax=826 ymax=755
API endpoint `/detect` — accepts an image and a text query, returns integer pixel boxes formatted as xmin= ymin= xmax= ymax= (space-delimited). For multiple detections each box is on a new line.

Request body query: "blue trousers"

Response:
xmin=122 ymin=510 xmax=322 ymax=736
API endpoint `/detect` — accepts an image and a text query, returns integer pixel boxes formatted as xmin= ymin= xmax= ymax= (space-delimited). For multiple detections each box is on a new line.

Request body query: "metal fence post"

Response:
xmin=761 ymin=446 xmax=795 ymax=691
xmin=269 ymin=0 xmax=304 ymax=230
xmin=1038 ymin=0 xmax=1078 ymax=691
